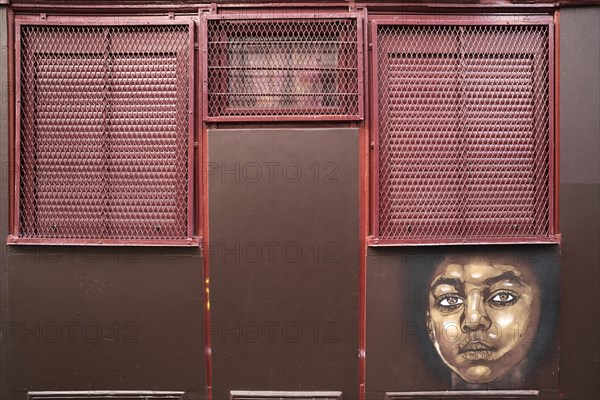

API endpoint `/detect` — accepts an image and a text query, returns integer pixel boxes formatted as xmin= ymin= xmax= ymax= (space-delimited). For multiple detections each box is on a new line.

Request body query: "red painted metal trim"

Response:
xmin=199 ymin=9 xmax=213 ymax=400
xmin=13 ymin=19 xmax=23 ymax=237
xmin=548 ymin=15 xmax=556 ymax=235
xmin=196 ymin=9 xmax=209 ymax=239
xmin=13 ymin=14 xmax=196 ymax=25
xmin=8 ymin=2 xmax=351 ymax=12
xmin=357 ymin=11 xmax=366 ymax=128
xmin=204 ymin=11 xmax=363 ymax=20
xmin=215 ymin=2 xmax=348 ymax=10
xmin=7 ymin=8 xmax=15 ymax=235
xmin=202 ymin=133 xmax=212 ymax=400
xmin=202 ymin=136 xmax=212 ymax=400
xmin=369 ymin=18 xmax=381 ymax=239
xmin=201 ymin=12 xmax=210 ymax=125
xmin=5 ymin=1 xmax=566 ymax=13
xmin=369 ymin=14 xmax=554 ymax=25
xmin=187 ymin=19 xmax=196 ymax=239
xmin=368 ymin=235 xmax=561 ymax=246
xmin=7 ymin=236 xmax=201 ymax=246
xmin=358 ymin=8 xmax=368 ymax=400
xmin=205 ymin=115 xmax=363 ymax=123
xmin=553 ymin=10 xmax=560 ymax=235
xmin=356 ymin=2 xmax=559 ymax=11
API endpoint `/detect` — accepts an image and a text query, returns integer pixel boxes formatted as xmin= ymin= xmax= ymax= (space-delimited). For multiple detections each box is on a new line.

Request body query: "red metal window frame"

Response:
xmin=8 ymin=15 xmax=199 ymax=246
xmin=201 ymin=12 xmax=364 ymax=122
xmin=369 ymin=14 xmax=558 ymax=246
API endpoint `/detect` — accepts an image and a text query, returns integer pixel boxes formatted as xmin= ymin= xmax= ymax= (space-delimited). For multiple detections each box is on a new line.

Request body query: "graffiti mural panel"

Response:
xmin=366 ymin=245 xmax=559 ymax=398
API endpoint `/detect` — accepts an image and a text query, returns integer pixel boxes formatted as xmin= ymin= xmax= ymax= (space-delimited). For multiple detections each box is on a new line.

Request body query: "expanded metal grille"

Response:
xmin=376 ymin=24 xmax=550 ymax=241
xmin=17 ymin=24 xmax=191 ymax=241
xmin=205 ymin=16 xmax=360 ymax=120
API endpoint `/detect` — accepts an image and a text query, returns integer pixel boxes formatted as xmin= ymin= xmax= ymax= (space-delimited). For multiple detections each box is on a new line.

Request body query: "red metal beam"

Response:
xmin=368 ymin=236 xmax=562 ymax=246
xmin=7 ymin=8 xmax=15 ymax=235
xmin=549 ymin=13 xmax=557 ymax=235
xmin=10 ymin=1 xmax=589 ymax=14
xmin=199 ymin=10 xmax=213 ymax=400
xmin=358 ymin=8 xmax=369 ymax=400
xmin=554 ymin=10 xmax=561 ymax=235
xmin=7 ymin=236 xmax=201 ymax=246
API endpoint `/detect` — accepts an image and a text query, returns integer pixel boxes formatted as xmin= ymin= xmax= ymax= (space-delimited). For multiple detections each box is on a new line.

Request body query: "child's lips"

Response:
xmin=459 ymin=341 xmax=495 ymax=360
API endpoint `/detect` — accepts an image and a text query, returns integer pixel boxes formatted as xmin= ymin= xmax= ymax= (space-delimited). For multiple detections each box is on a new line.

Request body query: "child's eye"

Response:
xmin=436 ymin=295 xmax=464 ymax=310
xmin=488 ymin=291 xmax=518 ymax=307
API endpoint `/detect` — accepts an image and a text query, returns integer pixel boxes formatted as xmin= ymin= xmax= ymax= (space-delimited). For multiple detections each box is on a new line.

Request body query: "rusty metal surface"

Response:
xmin=372 ymin=16 xmax=553 ymax=242
xmin=208 ymin=128 xmax=359 ymax=400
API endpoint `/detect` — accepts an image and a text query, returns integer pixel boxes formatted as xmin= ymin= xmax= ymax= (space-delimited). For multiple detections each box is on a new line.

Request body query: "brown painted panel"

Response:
xmin=366 ymin=245 xmax=560 ymax=399
xmin=558 ymin=7 xmax=600 ymax=400
xmin=558 ymin=184 xmax=600 ymax=400
xmin=4 ymin=246 xmax=205 ymax=400
xmin=208 ymin=128 xmax=359 ymax=400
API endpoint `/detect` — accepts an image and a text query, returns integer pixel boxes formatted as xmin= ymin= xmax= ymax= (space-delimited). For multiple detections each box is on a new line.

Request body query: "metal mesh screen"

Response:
xmin=18 ymin=24 xmax=191 ymax=241
xmin=376 ymin=24 xmax=550 ymax=240
xmin=206 ymin=17 xmax=360 ymax=119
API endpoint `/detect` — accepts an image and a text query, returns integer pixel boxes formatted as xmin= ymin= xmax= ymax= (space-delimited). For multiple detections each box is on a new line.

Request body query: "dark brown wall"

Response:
xmin=208 ymin=128 xmax=359 ymax=400
xmin=1 ymin=4 xmax=599 ymax=400
xmin=2 ymin=246 xmax=205 ymax=400
xmin=558 ymin=6 xmax=600 ymax=400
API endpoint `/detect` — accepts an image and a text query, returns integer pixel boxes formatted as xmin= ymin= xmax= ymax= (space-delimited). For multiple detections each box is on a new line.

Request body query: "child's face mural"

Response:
xmin=426 ymin=259 xmax=541 ymax=384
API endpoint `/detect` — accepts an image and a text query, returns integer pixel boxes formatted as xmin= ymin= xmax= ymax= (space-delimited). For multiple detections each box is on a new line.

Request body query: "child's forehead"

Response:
xmin=434 ymin=261 xmax=521 ymax=284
